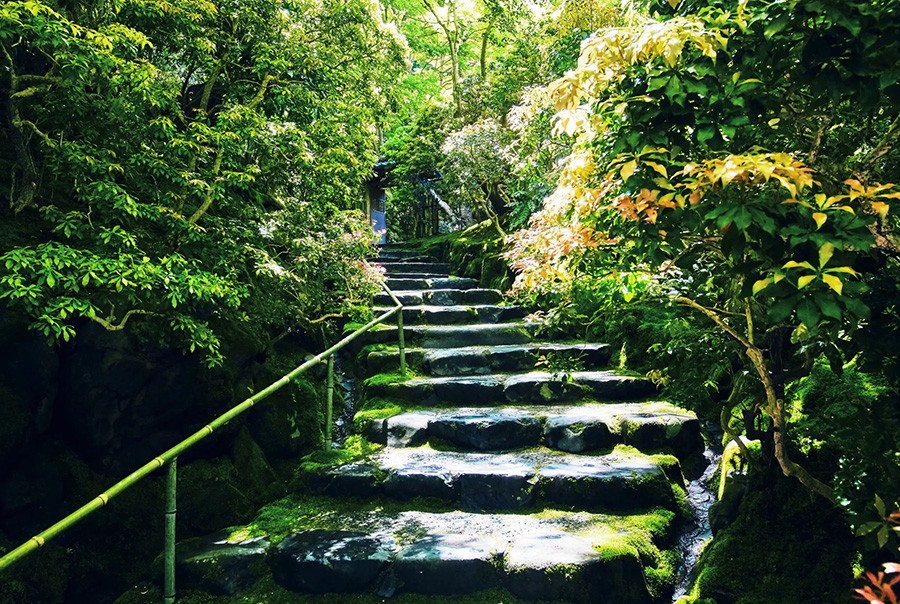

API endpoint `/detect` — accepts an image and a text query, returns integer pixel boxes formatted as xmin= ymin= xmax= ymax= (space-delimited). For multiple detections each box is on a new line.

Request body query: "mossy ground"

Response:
xmin=120 ymin=578 xmax=565 ymax=604
xmin=677 ymin=477 xmax=856 ymax=604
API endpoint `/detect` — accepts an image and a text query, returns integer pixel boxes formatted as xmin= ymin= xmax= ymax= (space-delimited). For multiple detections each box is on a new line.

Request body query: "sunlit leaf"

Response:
xmin=798 ymin=274 xmax=816 ymax=289
xmin=821 ymin=274 xmax=843 ymax=295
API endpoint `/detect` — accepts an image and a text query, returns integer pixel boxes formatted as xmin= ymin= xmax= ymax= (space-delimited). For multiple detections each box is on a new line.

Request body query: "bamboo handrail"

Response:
xmin=0 ymin=281 xmax=406 ymax=583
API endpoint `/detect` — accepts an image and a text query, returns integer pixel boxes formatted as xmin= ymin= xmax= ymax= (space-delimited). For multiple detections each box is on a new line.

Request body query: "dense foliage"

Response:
xmin=0 ymin=0 xmax=406 ymax=364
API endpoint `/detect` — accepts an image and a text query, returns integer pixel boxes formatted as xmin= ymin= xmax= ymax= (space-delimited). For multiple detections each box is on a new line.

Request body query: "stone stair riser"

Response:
xmin=381 ymin=262 xmax=451 ymax=275
xmin=364 ymin=411 xmax=702 ymax=460
xmin=374 ymin=288 xmax=503 ymax=306
xmin=386 ymin=277 xmax=479 ymax=290
xmin=372 ymin=305 xmax=527 ymax=326
xmin=366 ymin=343 xmax=612 ymax=376
xmin=367 ymin=374 xmax=656 ymax=406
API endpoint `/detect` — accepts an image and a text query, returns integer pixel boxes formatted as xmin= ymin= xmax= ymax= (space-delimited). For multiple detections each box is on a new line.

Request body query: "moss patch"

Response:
xmin=296 ymin=435 xmax=382 ymax=474
xmin=683 ymin=477 xmax=855 ymax=604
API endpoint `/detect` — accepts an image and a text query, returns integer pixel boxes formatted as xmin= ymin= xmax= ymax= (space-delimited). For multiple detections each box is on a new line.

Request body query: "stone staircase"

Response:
xmin=173 ymin=244 xmax=705 ymax=603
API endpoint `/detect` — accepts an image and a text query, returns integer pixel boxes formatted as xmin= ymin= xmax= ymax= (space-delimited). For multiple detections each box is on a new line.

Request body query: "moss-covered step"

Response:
xmin=366 ymin=371 xmax=656 ymax=406
xmin=270 ymin=510 xmax=669 ymax=603
xmin=385 ymin=276 xmax=479 ymax=290
xmin=171 ymin=499 xmax=677 ymax=603
xmin=357 ymin=323 xmax=535 ymax=349
xmin=302 ymin=446 xmax=681 ymax=513
xmin=363 ymin=402 xmax=701 ymax=460
xmin=371 ymin=304 xmax=527 ymax=326
xmin=379 ymin=262 xmax=451 ymax=275
xmin=374 ymin=288 xmax=503 ymax=306
xmin=366 ymin=342 xmax=612 ymax=376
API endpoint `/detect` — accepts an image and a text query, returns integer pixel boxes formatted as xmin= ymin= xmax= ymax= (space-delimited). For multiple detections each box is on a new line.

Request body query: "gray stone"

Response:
xmin=304 ymin=461 xmax=380 ymax=498
xmin=176 ymin=529 xmax=269 ymax=595
xmin=544 ymin=415 xmax=617 ymax=453
xmin=503 ymin=371 xmax=655 ymax=403
xmin=271 ymin=530 xmax=395 ymax=593
xmin=537 ymin=455 xmax=674 ymax=509
xmin=429 ymin=412 xmax=542 ymax=451
xmin=386 ymin=412 xmax=433 ymax=447
xmin=381 ymin=262 xmax=451 ymax=275
xmin=394 ymin=534 xmax=499 ymax=594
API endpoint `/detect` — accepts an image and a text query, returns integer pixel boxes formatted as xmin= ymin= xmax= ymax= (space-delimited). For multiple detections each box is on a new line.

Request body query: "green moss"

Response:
xmin=296 ymin=435 xmax=382 ymax=474
xmin=364 ymin=371 xmax=413 ymax=387
xmin=352 ymin=403 xmax=404 ymax=432
xmin=687 ymin=478 xmax=855 ymax=603
xmin=343 ymin=321 xmax=391 ymax=333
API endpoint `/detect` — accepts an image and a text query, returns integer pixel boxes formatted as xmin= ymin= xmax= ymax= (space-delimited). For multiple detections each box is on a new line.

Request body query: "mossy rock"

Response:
xmin=684 ymin=477 xmax=855 ymax=604
xmin=178 ymin=458 xmax=257 ymax=535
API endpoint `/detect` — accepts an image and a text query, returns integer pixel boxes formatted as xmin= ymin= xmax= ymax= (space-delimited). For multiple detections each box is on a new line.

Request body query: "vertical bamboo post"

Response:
xmin=325 ymin=356 xmax=334 ymax=449
xmin=397 ymin=310 xmax=407 ymax=377
xmin=163 ymin=459 xmax=177 ymax=604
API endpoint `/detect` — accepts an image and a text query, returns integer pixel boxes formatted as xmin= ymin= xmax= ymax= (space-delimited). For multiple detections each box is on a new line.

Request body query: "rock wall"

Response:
xmin=0 ymin=310 xmax=326 ymax=603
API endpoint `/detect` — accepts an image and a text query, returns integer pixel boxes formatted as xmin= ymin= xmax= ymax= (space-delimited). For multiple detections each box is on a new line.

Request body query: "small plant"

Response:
xmin=536 ymin=351 xmax=585 ymax=382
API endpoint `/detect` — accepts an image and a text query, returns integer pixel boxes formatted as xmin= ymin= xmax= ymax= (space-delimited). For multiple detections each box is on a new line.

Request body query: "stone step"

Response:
xmin=379 ymin=272 xmax=449 ymax=280
xmin=386 ymin=277 xmax=479 ymax=290
xmin=357 ymin=322 xmax=535 ymax=350
xmin=366 ymin=370 xmax=656 ymax=406
xmin=363 ymin=402 xmax=702 ymax=459
xmin=367 ymin=342 xmax=612 ymax=376
xmin=372 ymin=305 xmax=527 ymax=326
xmin=374 ymin=288 xmax=503 ymax=306
xmin=264 ymin=508 xmax=669 ymax=602
xmin=304 ymin=446 xmax=679 ymax=512
xmin=380 ymin=262 xmax=451 ymax=275
xmin=373 ymin=250 xmax=433 ymax=260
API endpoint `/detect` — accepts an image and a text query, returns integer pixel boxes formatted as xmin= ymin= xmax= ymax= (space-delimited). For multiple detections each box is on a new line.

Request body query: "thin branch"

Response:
xmin=857 ymin=113 xmax=900 ymax=176
xmin=675 ymin=296 xmax=752 ymax=348
xmin=188 ymin=146 xmax=224 ymax=224
xmin=87 ymin=309 xmax=156 ymax=331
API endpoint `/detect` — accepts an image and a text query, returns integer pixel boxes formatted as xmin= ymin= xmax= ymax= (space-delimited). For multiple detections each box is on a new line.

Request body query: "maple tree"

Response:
xmin=507 ymin=0 xmax=900 ymax=502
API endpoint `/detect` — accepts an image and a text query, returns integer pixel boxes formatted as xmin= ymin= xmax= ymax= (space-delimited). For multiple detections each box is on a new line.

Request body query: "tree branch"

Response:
xmin=87 ymin=309 xmax=156 ymax=331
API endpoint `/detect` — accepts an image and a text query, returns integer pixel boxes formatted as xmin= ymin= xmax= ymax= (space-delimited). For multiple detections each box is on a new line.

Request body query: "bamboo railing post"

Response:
xmin=397 ymin=311 xmax=407 ymax=377
xmin=325 ymin=356 xmax=334 ymax=449
xmin=163 ymin=459 xmax=177 ymax=604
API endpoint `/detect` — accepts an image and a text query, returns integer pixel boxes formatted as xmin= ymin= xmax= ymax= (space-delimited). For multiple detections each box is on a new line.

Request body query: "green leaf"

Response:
xmin=815 ymin=295 xmax=842 ymax=320
xmin=797 ymin=299 xmax=821 ymax=327
xmin=768 ymin=298 xmax=795 ymax=322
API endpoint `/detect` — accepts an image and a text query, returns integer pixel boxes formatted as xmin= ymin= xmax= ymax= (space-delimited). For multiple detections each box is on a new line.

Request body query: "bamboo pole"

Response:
xmin=0 ymin=301 xmax=401 ymax=572
xmin=325 ymin=356 xmax=335 ymax=448
xmin=380 ymin=283 xmax=407 ymax=377
xmin=163 ymin=459 xmax=177 ymax=604
xmin=397 ymin=311 xmax=407 ymax=377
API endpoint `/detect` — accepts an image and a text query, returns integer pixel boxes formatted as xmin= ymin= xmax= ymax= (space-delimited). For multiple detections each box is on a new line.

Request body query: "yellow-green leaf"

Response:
xmin=821 ymin=274 xmax=843 ymax=295
xmin=798 ymin=275 xmax=816 ymax=289
xmin=783 ymin=260 xmax=815 ymax=270
xmin=812 ymin=212 xmax=827 ymax=229
xmin=644 ymin=161 xmax=668 ymax=178
xmin=818 ymin=242 xmax=835 ymax=268
xmin=620 ymin=160 xmax=638 ymax=181
xmin=826 ymin=266 xmax=858 ymax=276
xmin=752 ymin=278 xmax=771 ymax=295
